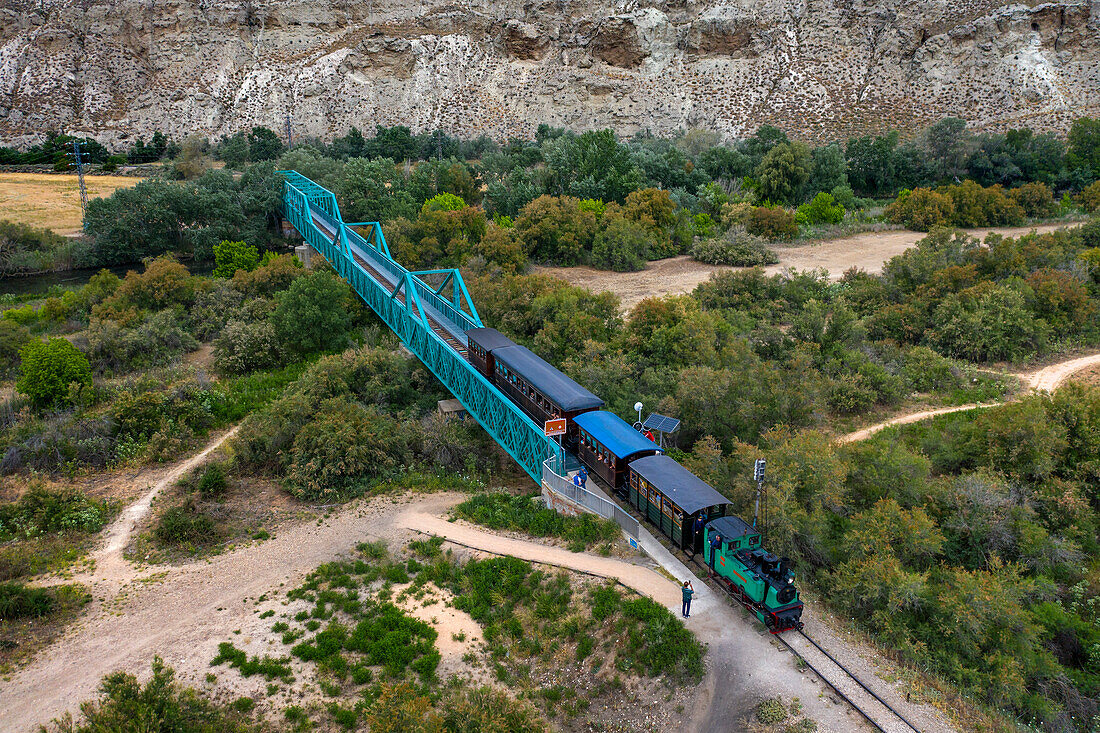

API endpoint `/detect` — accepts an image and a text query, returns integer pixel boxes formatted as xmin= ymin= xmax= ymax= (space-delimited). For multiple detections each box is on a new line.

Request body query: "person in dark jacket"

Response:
xmin=709 ymin=533 xmax=723 ymax=575
xmin=693 ymin=515 xmax=706 ymax=551
xmin=681 ymin=580 xmax=694 ymax=617
xmin=578 ymin=465 xmax=588 ymax=489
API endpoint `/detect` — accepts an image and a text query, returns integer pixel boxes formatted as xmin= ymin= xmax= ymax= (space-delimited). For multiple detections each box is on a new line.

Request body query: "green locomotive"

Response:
xmin=704 ymin=516 xmax=804 ymax=633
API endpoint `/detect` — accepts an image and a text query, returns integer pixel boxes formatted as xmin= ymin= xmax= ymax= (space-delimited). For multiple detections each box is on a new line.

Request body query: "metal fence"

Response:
xmin=542 ymin=460 xmax=641 ymax=539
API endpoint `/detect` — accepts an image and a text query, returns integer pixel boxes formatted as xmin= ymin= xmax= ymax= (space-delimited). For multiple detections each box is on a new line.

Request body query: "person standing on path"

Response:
xmin=681 ymin=580 xmax=694 ymax=617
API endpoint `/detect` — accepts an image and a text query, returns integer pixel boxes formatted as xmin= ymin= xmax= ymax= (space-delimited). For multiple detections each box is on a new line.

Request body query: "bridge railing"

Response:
xmin=542 ymin=460 xmax=640 ymax=539
xmin=279 ymin=172 xmax=558 ymax=483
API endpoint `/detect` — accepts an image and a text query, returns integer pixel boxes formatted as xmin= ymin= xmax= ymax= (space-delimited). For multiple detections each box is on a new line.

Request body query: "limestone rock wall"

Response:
xmin=1 ymin=0 xmax=1098 ymax=147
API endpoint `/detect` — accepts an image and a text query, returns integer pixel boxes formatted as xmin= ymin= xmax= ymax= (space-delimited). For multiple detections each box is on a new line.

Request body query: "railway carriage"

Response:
xmin=465 ymin=327 xmax=515 ymax=380
xmin=573 ymin=411 xmax=662 ymax=490
xmin=626 ymin=454 xmax=730 ymax=553
xmin=491 ymin=344 xmax=604 ymax=444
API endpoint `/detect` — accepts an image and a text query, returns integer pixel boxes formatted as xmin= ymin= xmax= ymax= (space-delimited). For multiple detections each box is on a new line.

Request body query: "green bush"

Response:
xmin=0 ymin=581 xmax=54 ymax=619
xmin=285 ymin=398 xmax=411 ymax=500
xmin=0 ymin=319 xmax=31 ymax=377
xmin=746 ymin=206 xmax=797 ymax=241
xmin=271 ymin=271 xmax=355 ymax=355
xmin=197 ymin=463 xmax=228 ymax=498
xmin=422 ymin=192 xmax=466 ymax=212
xmin=214 ymin=318 xmax=284 ymax=375
xmin=590 ymin=216 xmax=648 ymax=272
xmin=155 ymin=501 xmax=219 ymax=548
xmin=15 ymin=338 xmax=93 ymax=408
xmin=0 ymin=485 xmax=112 ymax=540
xmin=1010 ymin=182 xmax=1058 ymax=218
xmin=113 ymin=256 xmax=198 ymax=311
xmin=453 ymin=492 xmax=620 ymax=547
xmin=796 ymin=192 xmax=845 ymax=225
xmin=84 ymin=310 xmax=198 ymax=375
xmin=690 ymin=228 xmax=778 ymax=266
xmin=0 ymin=220 xmax=85 ymax=276
xmin=37 ymin=657 xmax=267 ymax=733
xmin=1079 ymin=180 xmax=1100 ymax=212
xmin=231 ymin=253 xmax=304 ymax=297
xmin=213 ymin=240 xmax=260 ymax=278
xmin=885 ymin=188 xmax=955 ymax=231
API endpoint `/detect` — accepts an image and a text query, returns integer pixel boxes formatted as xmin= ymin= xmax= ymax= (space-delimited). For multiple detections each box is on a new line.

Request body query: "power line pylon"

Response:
xmin=72 ymin=140 xmax=88 ymax=220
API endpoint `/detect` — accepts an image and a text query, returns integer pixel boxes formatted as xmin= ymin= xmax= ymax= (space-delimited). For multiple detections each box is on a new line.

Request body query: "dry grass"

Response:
xmin=0 ymin=173 xmax=141 ymax=236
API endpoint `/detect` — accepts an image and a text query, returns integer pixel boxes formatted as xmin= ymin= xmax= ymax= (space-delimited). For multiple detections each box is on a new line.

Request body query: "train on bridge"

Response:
xmin=465 ymin=327 xmax=804 ymax=633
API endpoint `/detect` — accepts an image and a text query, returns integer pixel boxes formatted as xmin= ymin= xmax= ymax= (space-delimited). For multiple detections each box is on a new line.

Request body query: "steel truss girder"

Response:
xmin=279 ymin=172 xmax=555 ymax=483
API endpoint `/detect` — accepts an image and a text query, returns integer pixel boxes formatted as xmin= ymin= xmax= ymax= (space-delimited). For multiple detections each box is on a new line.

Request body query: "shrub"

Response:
xmin=197 ymin=463 xmax=228 ymax=498
xmin=285 ymin=399 xmax=411 ymax=500
xmin=0 ymin=484 xmax=112 ymax=539
xmin=214 ymin=319 xmax=284 ymax=375
xmin=84 ymin=310 xmax=198 ymax=375
xmin=1010 ymin=182 xmax=1057 ymax=218
xmin=190 ymin=280 xmax=246 ymax=341
xmin=16 ymin=338 xmax=93 ymax=407
xmin=944 ymin=180 xmax=1026 ymax=228
xmin=231 ymin=253 xmax=304 ymax=297
xmin=795 ymin=192 xmax=845 ymax=225
xmin=590 ymin=217 xmax=648 ymax=271
xmin=690 ymin=228 xmax=778 ymax=266
xmin=38 ymin=657 xmax=267 ymax=733
xmin=453 ymin=493 xmax=620 ymax=547
xmin=746 ymin=206 xmax=797 ymax=240
xmin=213 ymin=240 xmax=260 ymax=278
xmin=0 ymin=220 xmax=84 ymax=276
xmin=114 ymin=256 xmax=197 ymax=310
xmin=0 ymin=582 xmax=54 ymax=619
xmin=271 ymin=271 xmax=355 ymax=355
xmin=901 ymin=346 xmax=960 ymax=393
xmin=719 ymin=201 xmax=753 ymax=229
xmin=512 ymin=195 xmax=597 ymax=265
xmin=1079 ymin=181 xmax=1100 ymax=213
xmin=0 ymin=319 xmax=31 ymax=376
xmin=155 ymin=501 xmax=218 ymax=548
xmin=422 ymin=192 xmax=466 ymax=212
xmin=885 ymin=188 xmax=955 ymax=231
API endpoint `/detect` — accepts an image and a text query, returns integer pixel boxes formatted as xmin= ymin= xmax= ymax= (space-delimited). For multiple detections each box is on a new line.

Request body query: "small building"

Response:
xmin=627 ymin=454 xmax=730 ymax=553
xmin=574 ymin=411 xmax=662 ymax=490
xmin=437 ymin=398 xmax=468 ymax=419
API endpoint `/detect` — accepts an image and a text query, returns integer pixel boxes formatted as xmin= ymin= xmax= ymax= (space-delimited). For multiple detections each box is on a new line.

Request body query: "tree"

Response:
xmin=591 ymin=215 xmax=649 ymax=271
xmin=923 ymin=118 xmax=972 ymax=182
xmin=339 ymin=157 xmax=415 ymax=222
xmin=213 ymin=240 xmax=260 ymax=278
xmin=247 ymin=126 xmax=284 ymax=162
xmin=511 ymin=195 xmax=597 ymax=265
xmin=16 ymin=338 xmax=93 ymax=407
xmin=172 ymin=135 xmax=213 ymax=180
xmin=808 ymin=143 xmax=848 ymax=195
xmin=271 ymin=271 xmax=355 ymax=354
xmin=542 ymin=130 xmax=643 ymax=203
xmin=845 ymin=133 xmax=898 ymax=197
xmin=884 ymin=188 xmax=955 ymax=231
xmin=0 ymin=319 xmax=31 ymax=376
xmin=1067 ymin=117 xmax=1100 ymax=178
xmin=754 ymin=142 xmax=811 ymax=204
xmin=742 ymin=125 xmax=789 ymax=169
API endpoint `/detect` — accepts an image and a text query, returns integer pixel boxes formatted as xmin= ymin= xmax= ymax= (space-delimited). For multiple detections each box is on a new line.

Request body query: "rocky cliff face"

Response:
xmin=1 ymin=0 xmax=1098 ymax=147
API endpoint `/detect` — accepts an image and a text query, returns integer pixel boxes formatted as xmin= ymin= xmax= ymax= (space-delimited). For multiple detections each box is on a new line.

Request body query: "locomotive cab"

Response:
xmin=704 ymin=516 xmax=804 ymax=633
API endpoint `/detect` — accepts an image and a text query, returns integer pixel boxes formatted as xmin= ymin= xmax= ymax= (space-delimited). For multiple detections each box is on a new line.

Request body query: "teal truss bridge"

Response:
xmin=278 ymin=170 xmax=561 ymax=484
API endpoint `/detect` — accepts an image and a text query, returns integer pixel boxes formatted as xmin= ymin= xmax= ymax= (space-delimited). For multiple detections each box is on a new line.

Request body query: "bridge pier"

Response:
xmin=294 ymin=244 xmax=316 ymax=269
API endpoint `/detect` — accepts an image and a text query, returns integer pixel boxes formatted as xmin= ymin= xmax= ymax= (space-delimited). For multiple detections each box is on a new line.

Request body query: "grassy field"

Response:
xmin=0 ymin=173 xmax=141 ymax=236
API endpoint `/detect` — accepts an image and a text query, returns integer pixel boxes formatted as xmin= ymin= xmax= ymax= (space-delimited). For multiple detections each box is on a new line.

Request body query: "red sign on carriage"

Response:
xmin=544 ymin=419 xmax=567 ymax=437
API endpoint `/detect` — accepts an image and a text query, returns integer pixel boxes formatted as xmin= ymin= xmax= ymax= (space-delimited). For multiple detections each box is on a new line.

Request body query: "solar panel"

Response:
xmin=643 ymin=413 xmax=681 ymax=434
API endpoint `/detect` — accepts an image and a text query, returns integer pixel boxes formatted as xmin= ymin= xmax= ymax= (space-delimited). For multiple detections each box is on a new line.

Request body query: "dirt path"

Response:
xmin=0 ymin=493 xmax=456 ymax=733
xmin=839 ymin=351 xmax=1100 ymax=443
xmin=92 ymin=425 xmax=240 ymax=582
xmin=535 ymin=222 xmax=1080 ymax=312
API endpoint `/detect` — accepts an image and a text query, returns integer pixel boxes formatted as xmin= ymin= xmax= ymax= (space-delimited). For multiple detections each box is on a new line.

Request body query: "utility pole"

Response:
xmin=752 ymin=458 xmax=766 ymax=540
xmin=72 ymin=140 xmax=88 ymax=220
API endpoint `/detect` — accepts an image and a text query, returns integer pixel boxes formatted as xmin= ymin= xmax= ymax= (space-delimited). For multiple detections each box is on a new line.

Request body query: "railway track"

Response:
xmin=678 ymin=547 xmax=923 ymax=733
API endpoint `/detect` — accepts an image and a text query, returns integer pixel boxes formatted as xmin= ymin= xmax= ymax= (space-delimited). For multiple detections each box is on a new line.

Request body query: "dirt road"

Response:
xmin=839 ymin=351 xmax=1100 ymax=443
xmin=535 ymin=222 xmax=1080 ymax=312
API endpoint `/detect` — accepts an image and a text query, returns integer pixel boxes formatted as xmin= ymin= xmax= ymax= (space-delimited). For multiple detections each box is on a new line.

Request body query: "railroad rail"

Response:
xmin=677 ymin=545 xmax=923 ymax=733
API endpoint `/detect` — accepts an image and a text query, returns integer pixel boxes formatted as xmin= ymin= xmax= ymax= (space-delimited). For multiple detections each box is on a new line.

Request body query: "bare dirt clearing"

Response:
xmin=535 ymin=222 xmax=1081 ymax=312
xmin=0 ymin=173 xmax=140 ymax=236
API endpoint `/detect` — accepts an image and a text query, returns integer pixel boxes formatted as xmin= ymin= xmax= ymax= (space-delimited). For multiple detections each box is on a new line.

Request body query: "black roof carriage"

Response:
xmin=492 ymin=344 xmax=604 ymax=412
